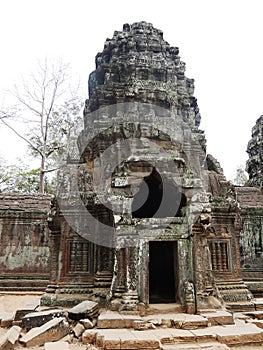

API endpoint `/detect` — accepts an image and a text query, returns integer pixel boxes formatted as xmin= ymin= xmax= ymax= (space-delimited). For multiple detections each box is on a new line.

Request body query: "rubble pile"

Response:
xmin=1 ymin=297 xmax=263 ymax=349
xmin=0 ymin=298 xmax=100 ymax=349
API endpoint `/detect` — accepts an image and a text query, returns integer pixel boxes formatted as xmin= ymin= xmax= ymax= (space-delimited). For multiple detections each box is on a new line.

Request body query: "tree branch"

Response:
xmin=0 ymin=118 xmax=44 ymax=157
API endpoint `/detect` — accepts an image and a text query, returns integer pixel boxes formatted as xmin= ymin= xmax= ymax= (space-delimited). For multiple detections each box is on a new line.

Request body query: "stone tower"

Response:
xmin=246 ymin=115 xmax=263 ymax=187
xmin=42 ymin=22 xmax=250 ymax=312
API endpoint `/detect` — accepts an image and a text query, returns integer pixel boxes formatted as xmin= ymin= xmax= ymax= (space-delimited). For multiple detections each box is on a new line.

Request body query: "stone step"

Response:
xmin=146 ymin=303 xmax=184 ymax=315
xmin=225 ymin=301 xmax=255 ymax=312
xmin=254 ymin=298 xmax=263 ymax=311
xmin=83 ymin=321 xmax=263 ymax=348
xmin=97 ymin=310 xmax=234 ymax=330
xmin=243 ymin=310 xmax=263 ymax=320
xmin=214 ymin=322 xmax=263 ymax=346
xmin=199 ymin=310 xmax=234 ymax=326
xmin=97 ymin=311 xmax=210 ymax=330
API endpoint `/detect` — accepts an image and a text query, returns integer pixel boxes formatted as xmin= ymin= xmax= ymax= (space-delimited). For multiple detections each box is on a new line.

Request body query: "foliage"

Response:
xmin=1 ymin=164 xmax=37 ymax=194
xmin=232 ymin=164 xmax=248 ymax=186
xmin=0 ymin=58 xmax=84 ymax=194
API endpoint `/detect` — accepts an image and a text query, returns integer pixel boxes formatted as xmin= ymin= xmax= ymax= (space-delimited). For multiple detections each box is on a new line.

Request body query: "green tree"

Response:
xmin=0 ymin=163 xmax=40 ymax=194
xmin=233 ymin=165 xmax=248 ymax=186
xmin=0 ymin=59 xmax=83 ymax=194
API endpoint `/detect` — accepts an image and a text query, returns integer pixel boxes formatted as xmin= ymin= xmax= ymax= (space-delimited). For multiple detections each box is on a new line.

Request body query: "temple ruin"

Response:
xmin=0 ymin=22 xmax=263 ymax=316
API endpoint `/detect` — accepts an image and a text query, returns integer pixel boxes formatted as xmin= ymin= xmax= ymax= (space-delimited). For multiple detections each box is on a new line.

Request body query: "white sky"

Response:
xmin=0 ymin=0 xmax=263 ymax=180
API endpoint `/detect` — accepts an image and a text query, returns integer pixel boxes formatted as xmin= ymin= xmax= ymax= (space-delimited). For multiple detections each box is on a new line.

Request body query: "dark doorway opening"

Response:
xmin=132 ymin=168 xmax=187 ymax=219
xmin=149 ymin=241 xmax=177 ymax=303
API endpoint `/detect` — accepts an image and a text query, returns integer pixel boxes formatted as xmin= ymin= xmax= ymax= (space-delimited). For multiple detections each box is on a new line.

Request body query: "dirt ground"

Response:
xmin=0 ymin=292 xmax=42 ymax=313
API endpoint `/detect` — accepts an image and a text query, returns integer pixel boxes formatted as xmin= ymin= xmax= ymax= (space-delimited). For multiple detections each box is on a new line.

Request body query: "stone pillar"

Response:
xmin=110 ymin=233 xmax=139 ymax=311
xmin=192 ymin=223 xmax=220 ymax=311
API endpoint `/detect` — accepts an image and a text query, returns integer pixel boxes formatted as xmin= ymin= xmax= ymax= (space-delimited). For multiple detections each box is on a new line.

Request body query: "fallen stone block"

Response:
xmin=67 ymin=300 xmax=99 ymax=321
xmin=19 ymin=317 xmax=70 ymax=347
xmin=0 ymin=314 xmax=14 ymax=328
xmin=44 ymin=341 xmax=69 ymax=350
xmin=72 ymin=323 xmax=85 ymax=338
xmin=22 ymin=309 xmax=65 ymax=330
xmin=14 ymin=298 xmax=40 ymax=321
xmin=82 ymin=329 xmax=97 ymax=345
xmin=0 ymin=326 xmax=21 ymax=350
xmin=80 ymin=318 xmax=94 ymax=329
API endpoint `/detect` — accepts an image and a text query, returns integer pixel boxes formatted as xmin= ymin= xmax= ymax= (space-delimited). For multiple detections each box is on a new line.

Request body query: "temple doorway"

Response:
xmin=149 ymin=241 xmax=178 ymax=303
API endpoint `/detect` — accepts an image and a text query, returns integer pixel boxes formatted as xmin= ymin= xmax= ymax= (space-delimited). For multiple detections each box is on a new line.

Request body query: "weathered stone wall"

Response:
xmin=236 ymin=187 xmax=263 ymax=296
xmin=204 ymin=158 xmax=253 ymax=305
xmin=0 ymin=194 xmax=51 ymax=290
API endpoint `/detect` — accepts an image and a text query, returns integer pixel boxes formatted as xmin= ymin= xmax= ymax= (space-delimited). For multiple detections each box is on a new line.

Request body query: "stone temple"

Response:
xmin=0 ymin=22 xmax=263 ymax=316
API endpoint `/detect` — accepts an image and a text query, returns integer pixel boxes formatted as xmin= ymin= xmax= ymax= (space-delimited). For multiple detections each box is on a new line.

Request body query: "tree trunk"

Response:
xmin=39 ymin=155 xmax=45 ymax=194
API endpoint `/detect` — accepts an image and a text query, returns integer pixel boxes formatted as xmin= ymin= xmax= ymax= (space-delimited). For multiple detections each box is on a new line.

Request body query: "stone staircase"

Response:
xmin=215 ymin=279 xmax=259 ymax=312
xmin=80 ymin=309 xmax=263 ymax=349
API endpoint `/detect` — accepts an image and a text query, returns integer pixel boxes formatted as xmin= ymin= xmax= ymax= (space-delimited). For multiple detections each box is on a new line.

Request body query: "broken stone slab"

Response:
xmin=67 ymin=300 xmax=99 ymax=321
xmin=19 ymin=317 xmax=70 ymax=347
xmin=133 ymin=320 xmax=156 ymax=330
xmin=72 ymin=323 xmax=85 ymax=338
xmin=0 ymin=314 xmax=14 ymax=328
xmin=44 ymin=341 xmax=69 ymax=350
xmin=171 ymin=314 xmax=208 ymax=329
xmin=80 ymin=318 xmax=94 ymax=329
xmin=199 ymin=310 xmax=234 ymax=326
xmin=0 ymin=326 xmax=21 ymax=350
xmin=144 ymin=313 xmax=208 ymax=330
xmin=22 ymin=309 xmax=65 ymax=330
xmin=14 ymin=297 xmax=40 ymax=321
